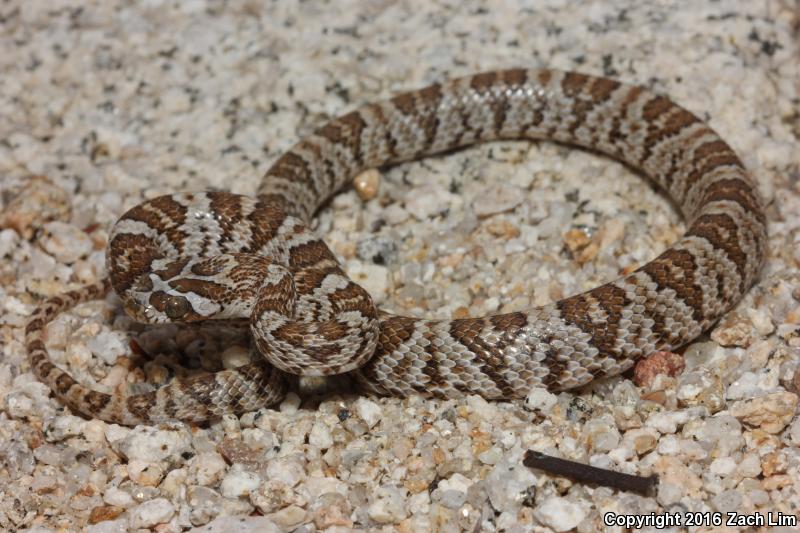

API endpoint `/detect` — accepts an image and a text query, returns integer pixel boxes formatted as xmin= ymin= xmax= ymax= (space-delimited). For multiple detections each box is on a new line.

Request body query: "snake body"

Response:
xmin=26 ymin=69 xmax=766 ymax=425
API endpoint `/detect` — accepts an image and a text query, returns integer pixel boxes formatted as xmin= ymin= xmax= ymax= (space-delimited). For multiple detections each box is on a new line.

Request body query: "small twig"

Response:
xmin=523 ymin=450 xmax=658 ymax=495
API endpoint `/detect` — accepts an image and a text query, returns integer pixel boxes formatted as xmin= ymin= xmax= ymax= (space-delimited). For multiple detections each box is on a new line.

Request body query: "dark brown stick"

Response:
xmin=523 ymin=450 xmax=658 ymax=495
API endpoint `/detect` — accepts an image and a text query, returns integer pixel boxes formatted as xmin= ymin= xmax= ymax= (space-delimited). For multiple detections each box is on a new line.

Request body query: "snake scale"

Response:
xmin=26 ymin=69 xmax=767 ymax=425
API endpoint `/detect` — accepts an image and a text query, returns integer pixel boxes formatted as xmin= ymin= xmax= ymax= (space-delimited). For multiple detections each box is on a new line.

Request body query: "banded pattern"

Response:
xmin=26 ymin=69 xmax=766 ymax=424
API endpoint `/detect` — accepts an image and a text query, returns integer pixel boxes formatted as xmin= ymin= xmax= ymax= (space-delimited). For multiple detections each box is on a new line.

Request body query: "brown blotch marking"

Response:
xmin=375 ymin=317 xmax=427 ymax=392
xmin=317 ymin=320 xmax=350 ymax=342
xmin=190 ymin=256 xmax=225 ymax=277
xmin=127 ymin=392 xmax=157 ymax=422
xmin=266 ymin=151 xmax=318 ymax=195
xmin=125 ymin=195 xmax=188 ymax=255
xmin=296 ymin=138 xmax=335 ymax=192
xmin=641 ymin=95 xmax=674 ymax=122
xmin=36 ymin=361 xmax=55 ymax=377
xmin=317 ymin=111 xmax=369 ymax=167
xmin=246 ymin=200 xmax=289 ymax=251
xmin=55 ymin=372 xmax=76 ymax=393
xmin=418 ymin=328 xmax=447 ymax=390
xmin=638 ymin=248 xmax=705 ymax=327
xmin=557 ymin=289 xmax=623 ymax=360
xmin=390 ymin=92 xmax=417 ymax=116
xmin=376 ymin=316 xmax=418 ymax=355
xmin=470 ymin=71 xmax=518 ymax=137
xmin=567 ymin=94 xmax=598 ymax=139
xmin=682 ymin=141 xmax=743 ymax=193
xmin=657 ymin=126 xmax=711 ymax=186
xmin=208 ymin=193 xmax=245 ymax=248
xmin=108 ymin=232 xmax=163 ymax=294
xmin=449 ymin=318 xmax=516 ymax=397
xmin=490 ymin=311 xmax=527 ymax=331
xmin=84 ymin=391 xmax=111 ymax=411
xmin=469 ymin=71 xmax=499 ymax=93
xmin=698 ymin=178 xmax=765 ymax=226
xmin=27 ymin=339 xmax=46 ymax=353
xmin=287 ymin=239 xmax=338 ymax=270
xmin=155 ymin=258 xmax=190 ymax=281
xmin=537 ymin=69 xmax=553 ymax=87
xmin=128 ymin=195 xmax=187 ymax=233
xmin=416 ymin=83 xmax=444 ymax=152
xmin=269 ymin=323 xmax=307 ymax=347
xmin=561 ymin=71 xmax=590 ymax=96
xmin=370 ymin=103 xmax=400 ymax=160
xmin=327 ymin=283 xmax=375 ymax=316
xmin=293 ymin=263 xmax=344 ymax=295
xmin=641 ymin=107 xmax=701 ymax=167
xmin=686 ymin=212 xmax=748 ymax=292
xmin=252 ymin=275 xmax=295 ymax=318
xmin=590 ymin=284 xmax=631 ymax=358
xmin=561 ymin=72 xmax=595 ymax=139
xmin=169 ymin=277 xmax=231 ymax=305
xmin=502 ymin=68 xmax=529 ymax=87
xmin=25 ymin=318 xmax=44 ymax=335
xmin=589 ymin=77 xmax=621 ymax=103
xmin=607 ymin=86 xmax=646 ymax=155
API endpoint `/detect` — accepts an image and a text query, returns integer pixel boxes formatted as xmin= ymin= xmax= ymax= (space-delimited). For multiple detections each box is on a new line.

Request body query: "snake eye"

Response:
xmin=163 ymin=295 xmax=190 ymax=319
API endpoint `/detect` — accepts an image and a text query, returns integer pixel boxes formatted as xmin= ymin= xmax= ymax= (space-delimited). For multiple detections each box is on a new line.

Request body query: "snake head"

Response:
xmin=121 ymin=254 xmax=266 ymax=324
xmin=122 ymin=271 xmax=211 ymax=324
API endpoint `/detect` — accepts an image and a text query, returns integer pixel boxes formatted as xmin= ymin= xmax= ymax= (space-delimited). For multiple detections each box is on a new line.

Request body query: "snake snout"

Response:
xmin=123 ymin=299 xmax=154 ymax=323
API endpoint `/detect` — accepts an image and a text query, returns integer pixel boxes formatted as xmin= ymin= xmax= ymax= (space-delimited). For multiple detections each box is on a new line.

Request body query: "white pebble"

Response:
xmin=128 ymin=497 xmax=175 ymax=529
xmin=279 ymin=392 xmax=301 ymax=413
xmin=524 ymin=387 xmax=558 ymax=414
xmin=309 ymin=421 xmax=334 ymax=449
xmin=241 ymin=428 xmax=278 ymax=451
xmin=484 ymin=456 xmax=537 ymax=512
xmin=354 ymin=398 xmax=382 ymax=428
xmin=736 ymin=453 xmax=762 ymax=478
xmin=103 ymin=486 xmax=135 ymax=507
xmin=466 ymin=395 xmax=497 ymax=420
xmin=40 ymin=221 xmax=93 ymax=263
xmin=438 ymin=473 xmax=473 ymax=493
xmin=729 ymin=391 xmax=798 ymax=433
xmin=221 ymin=345 xmax=251 ymax=369
xmin=746 ymin=307 xmax=774 ymax=336
xmin=367 ymin=485 xmax=408 ymax=523
xmin=383 ymin=203 xmax=409 ymax=225
xmin=472 ymin=183 xmax=525 ymax=217
xmin=709 ymin=457 xmax=737 ymax=477
xmin=86 ymin=330 xmax=128 ymax=365
xmin=192 ymin=452 xmax=228 ymax=486
xmin=478 ymin=446 xmax=503 ymax=465
xmin=85 ymin=518 xmax=127 ymax=533
xmin=656 ymin=434 xmax=681 ymax=455
xmin=114 ymin=426 xmax=192 ymax=463
xmin=265 ymin=455 xmax=306 ymax=487
xmin=269 ymin=505 xmax=307 ymax=529
xmin=220 ymin=464 xmax=261 ymax=498
xmin=534 ymin=496 xmax=587 ymax=532
xmin=189 ymin=516 xmax=281 ymax=533
xmin=405 ymin=184 xmax=459 ymax=220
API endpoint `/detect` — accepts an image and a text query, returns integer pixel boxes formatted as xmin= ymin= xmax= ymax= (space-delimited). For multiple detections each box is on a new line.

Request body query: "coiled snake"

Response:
xmin=26 ymin=69 xmax=766 ymax=425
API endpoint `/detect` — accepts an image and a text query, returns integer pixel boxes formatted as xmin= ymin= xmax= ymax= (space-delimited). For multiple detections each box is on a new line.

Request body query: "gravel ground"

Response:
xmin=0 ymin=1 xmax=799 ymax=531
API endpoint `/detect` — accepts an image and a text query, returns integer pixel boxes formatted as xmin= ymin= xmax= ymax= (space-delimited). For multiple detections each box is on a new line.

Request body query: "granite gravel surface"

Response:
xmin=1 ymin=0 xmax=799 ymax=531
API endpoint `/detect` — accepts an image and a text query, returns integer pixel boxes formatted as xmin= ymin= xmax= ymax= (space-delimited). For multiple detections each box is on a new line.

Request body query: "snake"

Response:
xmin=25 ymin=69 xmax=767 ymax=425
